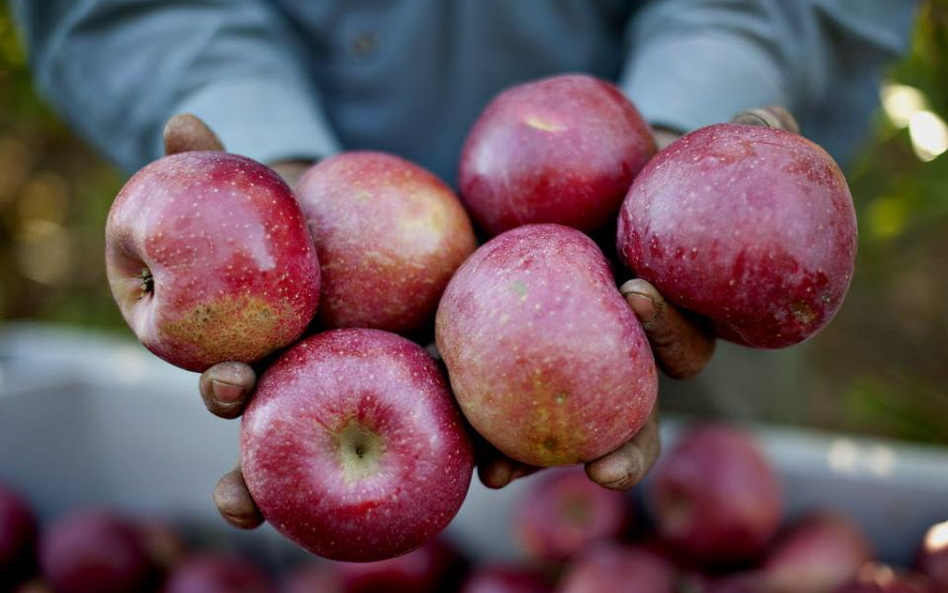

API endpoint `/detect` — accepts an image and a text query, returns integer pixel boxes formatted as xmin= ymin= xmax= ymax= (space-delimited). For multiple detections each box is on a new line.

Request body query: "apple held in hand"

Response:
xmin=459 ymin=74 xmax=655 ymax=236
xmin=240 ymin=329 xmax=475 ymax=562
xmin=436 ymin=224 xmax=657 ymax=467
xmin=514 ymin=467 xmax=631 ymax=561
xmin=647 ymin=424 xmax=781 ymax=566
xmin=295 ymin=152 xmax=476 ymax=334
xmin=617 ymin=123 xmax=856 ymax=348
xmin=106 ymin=151 xmax=320 ymax=372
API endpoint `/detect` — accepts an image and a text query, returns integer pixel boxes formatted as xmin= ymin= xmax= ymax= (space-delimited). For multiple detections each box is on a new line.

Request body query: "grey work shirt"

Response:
xmin=14 ymin=0 xmax=917 ymax=181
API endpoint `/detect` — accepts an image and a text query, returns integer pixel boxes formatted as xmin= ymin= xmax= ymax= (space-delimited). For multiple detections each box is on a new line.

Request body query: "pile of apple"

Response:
xmin=2 ymin=426 xmax=948 ymax=592
xmin=104 ymin=74 xmax=858 ymax=562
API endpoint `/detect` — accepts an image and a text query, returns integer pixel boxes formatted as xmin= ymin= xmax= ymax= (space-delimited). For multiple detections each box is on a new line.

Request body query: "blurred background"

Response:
xmin=0 ymin=0 xmax=945 ymax=446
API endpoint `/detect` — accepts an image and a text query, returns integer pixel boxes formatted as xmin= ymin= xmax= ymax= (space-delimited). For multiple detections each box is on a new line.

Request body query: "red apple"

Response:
xmin=647 ymin=424 xmax=781 ymax=566
xmin=436 ymin=224 xmax=657 ymax=467
xmin=295 ymin=152 xmax=476 ymax=334
xmin=164 ymin=553 xmax=274 ymax=593
xmin=514 ymin=467 xmax=631 ymax=561
xmin=832 ymin=564 xmax=939 ymax=593
xmin=241 ymin=329 xmax=475 ymax=561
xmin=764 ymin=512 xmax=875 ymax=593
xmin=558 ymin=543 xmax=676 ymax=593
xmin=460 ymin=565 xmax=551 ymax=593
xmin=335 ymin=539 xmax=467 ymax=593
xmin=106 ymin=151 xmax=320 ymax=372
xmin=459 ymin=74 xmax=655 ymax=236
xmin=916 ymin=520 xmax=948 ymax=590
xmin=0 ymin=483 xmax=37 ymax=587
xmin=617 ymin=123 xmax=856 ymax=348
xmin=39 ymin=510 xmax=151 ymax=593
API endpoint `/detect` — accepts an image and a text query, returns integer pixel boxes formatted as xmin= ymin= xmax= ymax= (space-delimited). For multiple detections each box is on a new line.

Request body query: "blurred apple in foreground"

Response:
xmin=296 ymin=152 xmax=476 ymax=334
xmin=164 ymin=554 xmax=274 ymax=593
xmin=648 ymin=425 xmax=781 ymax=566
xmin=436 ymin=224 xmax=657 ymax=467
xmin=514 ymin=468 xmax=631 ymax=561
xmin=0 ymin=483 xmax=37 ymax=587
xmin=336 ymin=539 xmax=467 ymax=593
xmin=916 ymin=520 xmax=948 ymax=590
xmin=558 ymin=543 xmax=676 ymax=593
xmin=460 ymin=565 xmax=552 ymax=593
xmin=459 ymin=74 xmax=655 ymax=236
xmin=705 ymin=573 xmax=770 ymax=593
xmin=241 ymin=329 xmax=475 ymax=561
xmin=39 ymin=510 xmax=151 ymax=593
xmin=832 ymin=564 xmax=939 ymax=593
xmin=106 ymin=151 xmax=320 ymax=372
xmin=281 ymin=564 xmax=343 ymax=593
xmin=764 ymin=512 xmax=875 ymax=593
xmin=617 ymin=123 xmax=857 ymax=348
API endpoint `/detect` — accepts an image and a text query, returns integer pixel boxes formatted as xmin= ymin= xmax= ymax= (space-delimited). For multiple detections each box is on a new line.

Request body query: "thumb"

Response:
xmin=163 ymin=114 xmax=224 ymax=155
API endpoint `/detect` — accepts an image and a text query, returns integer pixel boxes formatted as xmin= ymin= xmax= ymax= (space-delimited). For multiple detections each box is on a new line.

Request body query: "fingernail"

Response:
xmin=487 ymin=465 xmax=512 ymax=489
xmin=625 ymin=292 xmax=659 ymax=323
xmin=211 ymin=380 xmax=245 ymax=405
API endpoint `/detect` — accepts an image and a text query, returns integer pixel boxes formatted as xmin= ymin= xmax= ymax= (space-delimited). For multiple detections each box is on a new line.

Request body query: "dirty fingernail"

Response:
xmin=211 ymin=380 xmax=246 ymax=405
xmin=625 ymin=292 xmax=658 ymax=323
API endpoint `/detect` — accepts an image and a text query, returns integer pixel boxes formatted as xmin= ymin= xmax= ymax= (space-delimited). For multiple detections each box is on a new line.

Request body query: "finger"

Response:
xmin=198 ymin=362 xmax=256 ymax=419
xmin=472 ymin=433 xmax=540 ymax=489
xmin=213 ymin=468 xmax=264 ymax=530
xmin=163 ymin=114 xmax=225 ymax=155
xmin=585 ymin=406 xmax=660 ymax=490
xmin=477 ymin=455 xmax=540 ymax=489
xmin=731 ymin=106 xmax=800 ymax=134
xmin=620 ymin=279 xmax=715 ymax=380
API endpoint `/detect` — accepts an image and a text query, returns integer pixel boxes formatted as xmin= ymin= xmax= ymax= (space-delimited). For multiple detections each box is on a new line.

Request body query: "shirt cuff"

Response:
xmin=620 ymin=33 xmax=790 ymax=134
xmin=169 ymin=78 xmax=342 ymax=165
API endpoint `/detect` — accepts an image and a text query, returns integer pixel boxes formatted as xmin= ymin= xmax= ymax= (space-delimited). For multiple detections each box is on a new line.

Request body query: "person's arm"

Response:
xmin=621 ymin=0 xmax=918 ymax=147
xmin=11 ymin=0 xmax=340 ymax=173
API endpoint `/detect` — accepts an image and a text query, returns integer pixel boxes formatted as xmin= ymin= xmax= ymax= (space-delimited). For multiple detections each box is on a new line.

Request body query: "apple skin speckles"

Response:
xmin=240 ymin=328 xmax=474 ymax=562
xmin=459 ymin=74 xmax=656 ymax=236
xmin=105 ymin=151 xmax=320 ymax=372
xmin=617 ymin=123 xmax=857 ymax=349
xmin=436 ymin=224 xmax=657 ymax=468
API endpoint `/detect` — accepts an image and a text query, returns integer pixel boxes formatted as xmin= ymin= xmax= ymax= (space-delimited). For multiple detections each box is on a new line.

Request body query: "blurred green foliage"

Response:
xmin=0 ymin=2 xmax=944 ymax=441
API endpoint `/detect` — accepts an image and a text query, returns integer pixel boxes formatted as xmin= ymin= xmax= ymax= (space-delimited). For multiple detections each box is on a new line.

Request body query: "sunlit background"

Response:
xmin=0 ymin=2 xmax=945 ymax=443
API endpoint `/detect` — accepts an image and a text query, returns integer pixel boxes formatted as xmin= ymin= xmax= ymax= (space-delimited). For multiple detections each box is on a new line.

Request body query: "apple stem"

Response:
xmin=731 ymin=106 xmax=800 ymax=134
xmin=138 ymin=268 xmax=154 ymax=299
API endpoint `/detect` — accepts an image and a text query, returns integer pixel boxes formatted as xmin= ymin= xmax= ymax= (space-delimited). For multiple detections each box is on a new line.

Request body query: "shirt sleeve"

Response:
xmin=11 ymin=0 xmax=341 ymax=173
xmin=620 ymin=0 xmax=919 ymax=136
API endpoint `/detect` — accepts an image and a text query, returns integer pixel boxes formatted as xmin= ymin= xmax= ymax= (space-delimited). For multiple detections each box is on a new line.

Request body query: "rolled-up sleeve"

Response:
xmin=621 ymin=0 xmax=919 ymax=137
xmin=12 ymin=0 xmax=340 ymax=172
